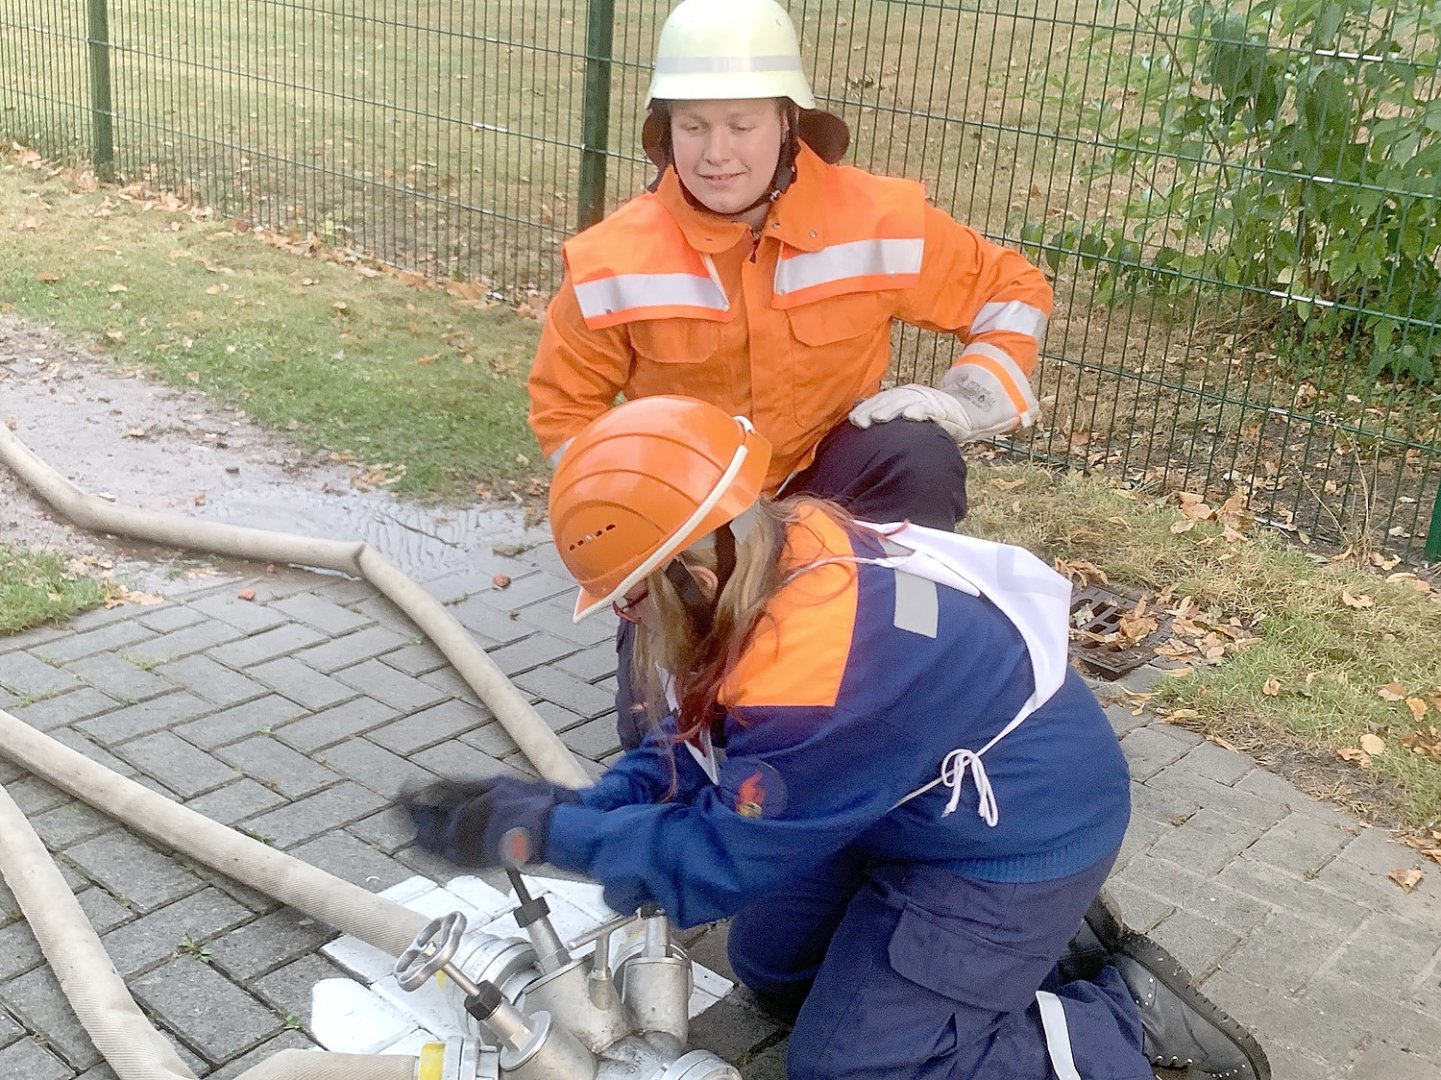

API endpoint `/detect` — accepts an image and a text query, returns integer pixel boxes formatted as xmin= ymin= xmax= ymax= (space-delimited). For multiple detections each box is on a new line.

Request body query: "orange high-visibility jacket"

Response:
xmin=528 ymin=144 xmax=1052 ymax=490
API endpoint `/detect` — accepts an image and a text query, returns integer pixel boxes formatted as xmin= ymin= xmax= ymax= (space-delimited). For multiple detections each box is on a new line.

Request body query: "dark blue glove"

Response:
xmin=398 ymin=776 xmax=581 ymax=868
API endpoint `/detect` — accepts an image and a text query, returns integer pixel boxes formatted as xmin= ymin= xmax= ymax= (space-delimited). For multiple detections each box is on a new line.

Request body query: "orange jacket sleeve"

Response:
xmin=895 ymin=205 xmax=1052 ymax=407
xmin=527 ymin=276 xmax=634 ymax=464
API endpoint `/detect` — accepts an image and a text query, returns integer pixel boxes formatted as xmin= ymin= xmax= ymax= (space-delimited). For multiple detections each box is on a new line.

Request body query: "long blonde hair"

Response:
xmin=631 ymin=494 xmax=850 ymax=745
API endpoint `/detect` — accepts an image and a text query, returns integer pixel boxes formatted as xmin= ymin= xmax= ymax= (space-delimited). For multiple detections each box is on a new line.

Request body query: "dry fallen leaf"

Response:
xmin=1337 ymin=747 xmax=1372 ymax=767
xmin=1379 ymin=683 xmax=1407 ymax=702
xmin=35 ymin=271 xmax=62 ymax=283
xmin=1388 ymin=868 xmax=1423 ymax=893
xmin=1341 ymin=590 xmax=1373 ymax=610
xmin=415 ymin=354 xmax=440 ymax=366
xmin=1406 ymin=698 xmax=1429 ymax=722
xmin=1169 ymin=519 xmax=1197 ymax=534
xmin=193 ymin=492 xmax=207 ymax=507
xmin=1262 ymin=678 xmax=1281 ymax=697
xmin=237 ymin=588 xmax=257 ymax=602
xmin=492 ymin=574 xmax=513 ymax=590
xmin=1359 ymin=733 xmax=1386 ymax=756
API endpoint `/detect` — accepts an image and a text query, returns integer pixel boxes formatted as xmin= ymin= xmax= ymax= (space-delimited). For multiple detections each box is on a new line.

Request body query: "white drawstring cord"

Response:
xmin=938 ymin=749 xmax=998 ymax=825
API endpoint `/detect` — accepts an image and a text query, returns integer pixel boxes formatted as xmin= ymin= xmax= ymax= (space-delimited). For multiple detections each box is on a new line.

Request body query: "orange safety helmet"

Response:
xmin=549 ymin=396 xmax=772 ymax=622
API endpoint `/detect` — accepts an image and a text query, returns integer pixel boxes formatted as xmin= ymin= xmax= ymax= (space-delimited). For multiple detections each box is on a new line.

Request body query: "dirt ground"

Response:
xmin=0 ymin=314 xmax=539 ymax=583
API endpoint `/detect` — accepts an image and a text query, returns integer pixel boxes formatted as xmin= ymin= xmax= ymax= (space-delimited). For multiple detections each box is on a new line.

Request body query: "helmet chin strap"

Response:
xmin=647 ymin=102 xmax=802 ymax=217
xmin=662 ymin=523 xmax=737 ymax=640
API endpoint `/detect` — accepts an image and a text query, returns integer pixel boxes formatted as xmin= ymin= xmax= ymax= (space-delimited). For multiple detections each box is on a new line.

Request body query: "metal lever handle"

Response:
xmin=394 ymin=910 xmax=468 ymax=991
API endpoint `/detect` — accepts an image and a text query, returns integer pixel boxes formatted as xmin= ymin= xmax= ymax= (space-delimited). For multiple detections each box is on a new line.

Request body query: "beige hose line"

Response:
xmin=0 ymin=420 xmax=598 ymax=1079
xmin=0 ymin=778 xmax=419 ymax=1080
xmin=0 ymin=422 xmax=589 ymax=788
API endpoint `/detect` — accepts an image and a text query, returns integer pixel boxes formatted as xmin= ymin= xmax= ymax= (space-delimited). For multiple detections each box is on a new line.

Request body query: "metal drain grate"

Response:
xmin=1068 ymin=584 xmax=1168 ymax=679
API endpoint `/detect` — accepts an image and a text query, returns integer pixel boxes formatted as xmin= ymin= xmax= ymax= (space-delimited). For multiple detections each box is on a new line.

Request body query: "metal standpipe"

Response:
xmin=0 ymin=424 xmax=740 ymax=1080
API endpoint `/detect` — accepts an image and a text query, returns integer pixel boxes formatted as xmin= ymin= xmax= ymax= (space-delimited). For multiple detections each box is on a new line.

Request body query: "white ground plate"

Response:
xmin=312 ymin=874 xmax=732 ymax=1055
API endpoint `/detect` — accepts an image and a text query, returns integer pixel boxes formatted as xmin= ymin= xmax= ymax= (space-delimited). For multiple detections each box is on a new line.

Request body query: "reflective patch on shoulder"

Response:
xmin=892 ymin=570 xmax=939 ymax=638
xmin=717 ymin=758 xmax=788 ymax=820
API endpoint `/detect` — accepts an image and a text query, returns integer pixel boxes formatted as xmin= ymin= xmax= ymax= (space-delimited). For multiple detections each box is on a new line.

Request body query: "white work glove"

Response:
xmin=848 ymin=365 xmax=1039 ymax=444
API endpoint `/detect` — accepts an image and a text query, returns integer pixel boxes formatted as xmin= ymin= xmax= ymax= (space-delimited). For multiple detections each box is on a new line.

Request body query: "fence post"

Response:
xmin=86 ymin=0 xmax=115 ymax=179
xmin=1426 ymin=482 xmax=1441 ymax=562
xmin=578 ymin=0 xmax=615 ymax=230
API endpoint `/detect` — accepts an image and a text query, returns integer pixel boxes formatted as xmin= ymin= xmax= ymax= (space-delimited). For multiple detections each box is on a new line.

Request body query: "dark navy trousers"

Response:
xmin=615 ymin=418 xmax=968 ymax=749
xmin=728 ymin=848 xmax=1153 ymax=1080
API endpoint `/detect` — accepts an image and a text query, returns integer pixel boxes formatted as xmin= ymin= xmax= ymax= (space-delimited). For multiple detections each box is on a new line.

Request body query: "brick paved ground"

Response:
xmin=1 ymin=544 xmax=1439 ymax=1080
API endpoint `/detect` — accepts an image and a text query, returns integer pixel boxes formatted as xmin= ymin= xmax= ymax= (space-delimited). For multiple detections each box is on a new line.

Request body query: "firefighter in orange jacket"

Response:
xmin=528 ymin=0 xmax=1051 ymax=537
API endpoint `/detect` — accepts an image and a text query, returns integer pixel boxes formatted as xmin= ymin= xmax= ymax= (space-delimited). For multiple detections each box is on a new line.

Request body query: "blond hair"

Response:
xmin=631 ymin=495 xmax=850 ymax=746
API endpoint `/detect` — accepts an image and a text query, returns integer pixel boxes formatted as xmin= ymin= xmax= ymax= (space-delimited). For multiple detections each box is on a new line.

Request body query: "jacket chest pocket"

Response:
xmin=625 ymin=318 xmax=732 ymax=402
xmin=783 ymin=291 xmax=895 ymax=429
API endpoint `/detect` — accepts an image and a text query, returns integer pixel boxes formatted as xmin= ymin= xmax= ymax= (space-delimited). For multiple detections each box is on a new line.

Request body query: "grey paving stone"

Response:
xmin=65 ymin=832 xmax=201 ymax=914
xmin=313 ymin=738 xmax=435 ymax=797
xmin=0 ymin=652 xmax=79 ymax=699
xmin=1329 ymin=913 xmax=1441 ymax=1001
xmin=0 ymin=1007 xmax=20 ymax=1048
xmin=555 ymin=641 xmax=619 ymax=684
xmin=461 ymin=719 xmax=521 ymax=759
xmin=416 ymin=663 xmax=484 ymax=707
xmin=367 ymin=698 xmax=489 ymax=755
xmin=187 ymin=593 xmax=291 ymax=634
xmin=0 ymin=1037 xmax=72 ymax=1080
xmin=208 ymin=908 xmax=334 ymax=982
xmin=559 ymin=715 xmax=622 ymax=760
xmin=349 ymin=593 xmax=417 ymax=633
xmin=137 ymin=604 xmax=206 ymax=633
xmin=1348 ymin=1043 xmax=1441 ymax=1080
xmin=687 ymin=995 xmax=784 ymax=1064
xmin=99 ymin=888 xmax=253 ymax=978
xmin=1099 ymin=698 xmax=1151 ymax=738
xmin=207 ymin=624 xmax=328 ymax=669
xmin=347 ymin=806 xmax=416 ymax=854
xmin=74 ymin=888 xmax=132 ymax=935
xmin=243 ymin=782 xmax=387 ymax=849
xmin=1243 ymin=812 xmax=1354 ymax=878
xmin=273 ymin=695 xmax=398 ymax=753
xmin=131 ymin=957 xmax=282 ymax=1063
xmin=1100 ymin=877 xmax=1176 ymax=933
xmin=1301 ymin=973 xmax=1441 ymax=1066
xmin=289 ymin=832 xmax=413 ymax=892
xmin=1119 ymin=725 xmax=1198 ymax=781
xmin=380 ymin=640 xmax=448 ymax=675
xmin=487 ymin=570 xmax=574 ymax=608
xmin=448 ymin=596 xmax=536 ymax=647
xmin=513 ymin=598 xmax=616 ymax=646
xmin=1151 ymin=905 xmax=1244 ymax=978
xmin=43 ymin=728 xmax=134 ymax=777
xmin=207 ymin=1030 xmax=316 ymax=1079
xmin=270 ymin=593 xmax=371 ymax=635
xmin=30 ymin=800 xmax=115 ymax=849
xmin=35 ymin=620 xmax=155 ymax=664
xmin=1225 ymin=910 xmax=1350 ymax=993
xmin=1173 ymin=740 xmax=1255 ymax=785
xmin=1145 ymin=768 xmax=1289 ymax=830
xmin=175 ymin=695 xmax=307 ymax=751
xmin=122 ymin=619 xmax=244 ymax=664
xmin=7 ymin=687 xmax=121 ymax=732
xmin=314 ymin=578 xmax=376 ymax=604
xmin=66 ymin=652 xmax=177 ymax=703
xmin=411 ymin=740 xmax=525 ymax=784
xmin=76 ymin=1064 xmax=121 ymax=1080
xmin=154 ymin=654 xmax=266 ymax=708
xmin=0 ymin=922 xmax=43 ymax=981
xmin=185 ymin=778 xmax=288 ymax=826
xmin=7 ymin=776 xmax=69 ymax=816
xmin=250 ymin=952 xmax=345 ymax=1024
xmin=245 ymin=656 xmax=355 ymax=711
xmin=292 ymin=625 xmax=410 ymax=674
xmin=1115 ymin=853 xmax=1271 ymax=935
xmin=1112 ymin=813 xmax=1168 ymax=874
xmin=0 ymin=624 xmax=68 ymax=654
xmin=334 ymin=658 xmax=447 ymax=712
xmin=76 ymin=691 xmax=212 ymax=746
xmin=215 ymin=736 xmax=339 ymax=799
xmin=1145 ymin=807 xmax=1264 ymax=876
xmin=0 ymin=965 xmax=101 ymax=1068
xmin=115 ymin=731 xmax=239 ymax=799
xmin=513 ymin=666 xmax=615 ymax=719
xmin=481 ymin=631 xmax=580 ymax=676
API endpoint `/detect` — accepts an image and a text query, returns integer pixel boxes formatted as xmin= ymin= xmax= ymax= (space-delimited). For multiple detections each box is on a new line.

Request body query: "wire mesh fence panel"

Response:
xmin=1 ymin=0 xmax=1437 ymax=561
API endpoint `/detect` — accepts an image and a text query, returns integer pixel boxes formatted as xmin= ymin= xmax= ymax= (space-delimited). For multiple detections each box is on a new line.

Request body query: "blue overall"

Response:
xmin=547 ymin=511 xmax=1153 ymax=1078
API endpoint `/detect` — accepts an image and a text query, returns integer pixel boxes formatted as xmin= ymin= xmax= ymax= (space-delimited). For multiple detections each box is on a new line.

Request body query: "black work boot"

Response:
xmin=1112 ymin=933 xmax=1271 ymax=1080
xmin=1057 ymin=887 xmax=1127 ymax=983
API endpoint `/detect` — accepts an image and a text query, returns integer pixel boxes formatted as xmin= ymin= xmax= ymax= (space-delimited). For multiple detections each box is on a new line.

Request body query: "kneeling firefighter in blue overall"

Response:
xmin=401 ymin=396 xmax=1271 ymax=1080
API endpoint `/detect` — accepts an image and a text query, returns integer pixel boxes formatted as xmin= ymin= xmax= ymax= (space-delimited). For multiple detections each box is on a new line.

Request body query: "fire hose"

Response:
xmin=0 ymin=423 xmax=738 ymax=1080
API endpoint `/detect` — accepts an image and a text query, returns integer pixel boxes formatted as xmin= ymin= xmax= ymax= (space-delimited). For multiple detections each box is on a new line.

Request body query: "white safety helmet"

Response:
xmin=642 ymin=0 xmax=850 ymax=168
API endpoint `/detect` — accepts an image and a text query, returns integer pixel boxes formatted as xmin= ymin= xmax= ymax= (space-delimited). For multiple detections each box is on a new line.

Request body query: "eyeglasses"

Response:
xmin=612 ymin=586 xmax=649 ymax=624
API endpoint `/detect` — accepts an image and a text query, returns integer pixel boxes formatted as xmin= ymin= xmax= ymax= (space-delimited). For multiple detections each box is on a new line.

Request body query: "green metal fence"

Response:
xmin=2 ymin=0 xmax=1438 ymax=562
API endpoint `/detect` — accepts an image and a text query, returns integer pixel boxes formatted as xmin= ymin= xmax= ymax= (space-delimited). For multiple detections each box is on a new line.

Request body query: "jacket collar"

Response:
xmin=654 ymin=143 xmax=832 ymax=255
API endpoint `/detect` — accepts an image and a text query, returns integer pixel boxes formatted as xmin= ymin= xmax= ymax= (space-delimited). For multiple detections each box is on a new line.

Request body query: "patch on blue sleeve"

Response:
xmin=717 ymin=758 xmax=788 ymax=819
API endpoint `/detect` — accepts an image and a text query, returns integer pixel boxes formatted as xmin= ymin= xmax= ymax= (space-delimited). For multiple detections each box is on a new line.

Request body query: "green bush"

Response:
xmin=1025 ymin=0 xmax=1441 ymax=383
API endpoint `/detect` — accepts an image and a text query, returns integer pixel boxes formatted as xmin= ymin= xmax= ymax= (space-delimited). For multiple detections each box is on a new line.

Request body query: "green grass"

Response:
xmin=0 ymin=545 xmax=106 ymax=634
xmin=0 ymin=156 xmax=541 ymax=501
xmin=967 ymin=463 xmax=1441 ymax=830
